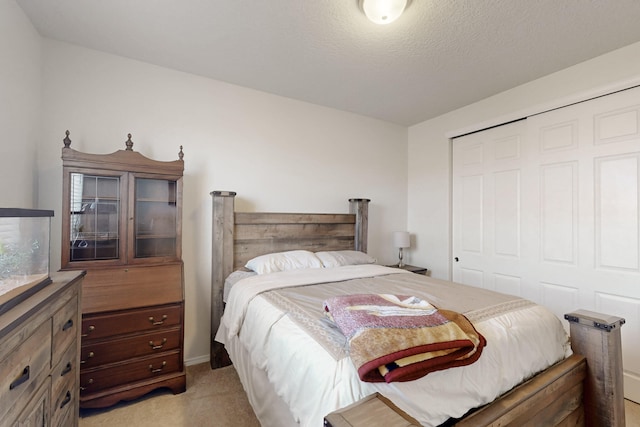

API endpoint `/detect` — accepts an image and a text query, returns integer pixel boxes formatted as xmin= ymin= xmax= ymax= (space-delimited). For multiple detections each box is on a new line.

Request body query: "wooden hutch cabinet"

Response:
xmin=60 ymin=131 xmax=186 ymax=408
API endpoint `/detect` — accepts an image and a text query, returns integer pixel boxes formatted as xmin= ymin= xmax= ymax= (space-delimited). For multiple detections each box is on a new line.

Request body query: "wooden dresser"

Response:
xmin=0 ymin=270 xmax=84 ymax=427
xmin=60 ymin=131 xmax=186 ymax=408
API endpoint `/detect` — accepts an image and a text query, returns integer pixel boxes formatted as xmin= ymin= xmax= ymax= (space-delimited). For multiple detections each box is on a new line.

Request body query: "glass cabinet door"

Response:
xmin=134 ymin=178 xmax=178 ymax=259
xmin=69 ymin=173 xmax=121 ymax=261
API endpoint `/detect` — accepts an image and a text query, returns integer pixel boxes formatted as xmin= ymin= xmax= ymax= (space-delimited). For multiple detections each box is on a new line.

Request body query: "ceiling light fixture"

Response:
xmin=359 ymin=0 xmax=410 ymax=25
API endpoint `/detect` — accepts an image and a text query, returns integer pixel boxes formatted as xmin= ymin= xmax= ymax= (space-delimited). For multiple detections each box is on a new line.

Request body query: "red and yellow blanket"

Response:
xmin=323 ymin=294 xmax=486 ymax=383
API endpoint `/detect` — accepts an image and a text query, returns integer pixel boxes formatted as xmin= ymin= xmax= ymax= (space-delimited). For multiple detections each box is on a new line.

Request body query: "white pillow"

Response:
xmin=245 ymin=250 xmax=323 ymax=274
xmin=315 ymin=250 xmax=377 ymax=268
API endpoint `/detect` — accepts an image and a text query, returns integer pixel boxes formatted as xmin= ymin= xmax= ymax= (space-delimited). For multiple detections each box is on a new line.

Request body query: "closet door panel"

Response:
xmin=452 ymin=120 xmax=527 ymax=295
xmin=453 ymin=85 xmax=640 ymax=402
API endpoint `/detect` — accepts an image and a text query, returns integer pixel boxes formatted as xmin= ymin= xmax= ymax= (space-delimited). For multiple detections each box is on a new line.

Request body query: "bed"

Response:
xmin=209 ymin=191 xmax=626 ymax=427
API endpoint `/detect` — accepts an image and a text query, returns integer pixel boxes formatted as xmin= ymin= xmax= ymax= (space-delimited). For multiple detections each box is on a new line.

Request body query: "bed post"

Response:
xmin=210 ymin=191 xmax=236 ymax=369
xmin=565 ymin=310 xmax=626 ymax=427
xmin=349 ymin=198 xmax=370 ymax=253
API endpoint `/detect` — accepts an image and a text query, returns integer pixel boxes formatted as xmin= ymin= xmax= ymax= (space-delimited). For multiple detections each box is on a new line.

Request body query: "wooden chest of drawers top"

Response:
xmin=0 ymin=272 xmax=79 ymax=354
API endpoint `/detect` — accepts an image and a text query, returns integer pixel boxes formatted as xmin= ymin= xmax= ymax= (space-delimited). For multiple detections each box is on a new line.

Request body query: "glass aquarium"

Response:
xmin=0 ymin=208 xmax=53 ymax=314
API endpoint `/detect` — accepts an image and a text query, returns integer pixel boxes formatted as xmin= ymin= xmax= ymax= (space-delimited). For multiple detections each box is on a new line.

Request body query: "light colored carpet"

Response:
xmin=79 ymin=362 xmax=640 ymax=426
xmin=629 ymin=399 xmax=640 ymax=427
xmin=79 ymin=363 xmax=260 ymax=427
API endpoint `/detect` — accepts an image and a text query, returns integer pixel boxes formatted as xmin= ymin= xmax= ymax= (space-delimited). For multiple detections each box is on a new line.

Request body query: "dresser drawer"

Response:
xmin=52 ymin=294 xmax=79 ymax=367
xmin=80 ymin=350 xmax=181 ymax=394
xmin=56 ymin=401 xmax=75 ymax=427
xmin=16 ymin=377 xmax=51 ymax=427
xmin=81 ymin=326 xmax=181 ymax=368
xmin=81 ymin=303 xmax=182 ymax=340
xmin=51 ymin=340 xmax=78 ymax=427
xmin=0 ymin=320 xmax=52 ymax=422
xmin=52 ymin=385 xmax=74 ymax=427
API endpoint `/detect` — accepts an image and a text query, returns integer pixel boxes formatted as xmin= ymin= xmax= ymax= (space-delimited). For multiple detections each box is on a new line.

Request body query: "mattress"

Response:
xmin=215 ymin=264 xmax=571 ymax=427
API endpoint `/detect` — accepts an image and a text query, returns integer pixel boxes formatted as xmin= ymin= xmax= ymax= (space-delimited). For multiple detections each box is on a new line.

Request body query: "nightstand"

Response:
xmin=386 ymin=264 xmax=428 ymax=275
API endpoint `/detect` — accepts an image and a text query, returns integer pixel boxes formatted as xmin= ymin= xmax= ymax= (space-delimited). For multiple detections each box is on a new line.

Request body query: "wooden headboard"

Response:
xmin=209 ymin=191 xmax=370 ymax=367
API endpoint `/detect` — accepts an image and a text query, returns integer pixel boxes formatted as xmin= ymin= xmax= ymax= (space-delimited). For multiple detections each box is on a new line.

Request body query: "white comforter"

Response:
xmin=215 ymin=265 xmax=571 ymax=427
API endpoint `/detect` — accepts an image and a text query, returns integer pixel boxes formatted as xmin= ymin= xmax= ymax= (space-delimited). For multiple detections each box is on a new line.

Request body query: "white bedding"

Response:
xmin=215 ymin=265 xmax=571 ymax=427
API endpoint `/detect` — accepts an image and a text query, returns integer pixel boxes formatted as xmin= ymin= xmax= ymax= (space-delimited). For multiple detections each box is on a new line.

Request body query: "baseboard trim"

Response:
xmin=185 ymin=354 xmax=210 ymax=366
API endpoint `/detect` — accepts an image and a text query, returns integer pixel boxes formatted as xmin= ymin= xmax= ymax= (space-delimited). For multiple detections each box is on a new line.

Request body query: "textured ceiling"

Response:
xmin=16 ymin=0 xmax=640 ymax=126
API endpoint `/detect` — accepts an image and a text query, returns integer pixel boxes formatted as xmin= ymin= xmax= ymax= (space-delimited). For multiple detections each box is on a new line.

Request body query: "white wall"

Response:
xmin=0 ymin=0 xmax=42 ymax=208
xmin=408 ymin=41 xmax=640 ymax=281
xmin=37 ymin=40 xmax=408 ymax=363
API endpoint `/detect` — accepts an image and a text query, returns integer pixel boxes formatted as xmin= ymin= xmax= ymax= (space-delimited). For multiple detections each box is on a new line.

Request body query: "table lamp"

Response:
xmin=393 ymin=231 xmax=410 ymax=267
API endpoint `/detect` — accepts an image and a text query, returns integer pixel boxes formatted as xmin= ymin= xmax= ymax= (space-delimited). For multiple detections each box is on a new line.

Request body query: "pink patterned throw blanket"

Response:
xmin=323 ymin=294 xmax=486 ymax=383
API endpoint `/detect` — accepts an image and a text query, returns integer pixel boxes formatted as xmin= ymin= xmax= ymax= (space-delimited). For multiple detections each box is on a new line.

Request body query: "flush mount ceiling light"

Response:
xmin=359 ymin=0 xmax=410 ymax=25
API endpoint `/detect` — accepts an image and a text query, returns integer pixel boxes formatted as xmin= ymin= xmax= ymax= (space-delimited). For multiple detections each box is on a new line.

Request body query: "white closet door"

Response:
xmin=452 ymin=120 xmax=528 ymax=296
xmin=452 ymin=86 xmax=640 ymax=402
xmin=527 ymin=87 xmax=640 ymax=402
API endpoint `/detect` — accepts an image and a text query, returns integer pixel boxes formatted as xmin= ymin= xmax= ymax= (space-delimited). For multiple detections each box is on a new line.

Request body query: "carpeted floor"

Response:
xmin=79 ymin=363 xmax=259 ymax=427
xmin=79 ymin=362 xmax=640 ymax=426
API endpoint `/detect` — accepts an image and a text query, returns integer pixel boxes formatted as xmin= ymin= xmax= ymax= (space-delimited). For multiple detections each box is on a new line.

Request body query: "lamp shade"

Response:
xmin=359 ymin=0 xmax=408 ymax=25
xmin=393 ymin=231 xmax=410 ymax=248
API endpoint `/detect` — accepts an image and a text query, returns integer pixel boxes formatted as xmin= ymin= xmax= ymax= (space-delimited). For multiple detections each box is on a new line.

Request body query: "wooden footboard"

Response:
xmin=327 ymin=327 xmax=623 ymax=427
xmin=453 ymin=354 xmax=586 ymax=427
xmin=565 ymin=310 xmax=626 ymax=427
xmin=452 ymin=310 xmax=625 ymax=427
xmin=326 ymin=355 xmax=586 ymax=427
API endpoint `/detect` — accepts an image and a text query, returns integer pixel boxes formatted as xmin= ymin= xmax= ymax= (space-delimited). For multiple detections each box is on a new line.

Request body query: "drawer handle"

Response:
xmin=149 ymin=361 xmax=167 ymax=373
xmin=149 ymin=338 xmax=167 ymax=350
xmin=80 ymin=378 xmax=94 ymax=391
xmin=61 ymin=362 xmax=72 ymax=376
xmin=81 ymin=325 xmax=95 ymax=337
xmin=149 ymin=315 xmax=168 ymax=326
xmin=9 ymin=366 xmax=30 ymax=390
xmin=60 ymin=391 xmax=72 ymax=409
xmin=62 ymin=318 xmax=74 ymax=331
xmin=81 ymin=352 xmax=95 ymax=364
